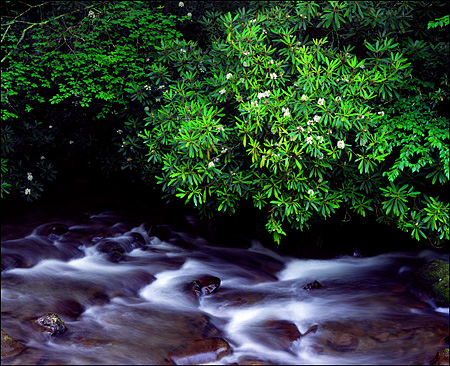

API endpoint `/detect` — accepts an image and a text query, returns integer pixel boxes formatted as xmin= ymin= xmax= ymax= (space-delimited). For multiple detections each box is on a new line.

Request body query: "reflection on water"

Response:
xmin=1 ymin=209 xmax=449 ymax=365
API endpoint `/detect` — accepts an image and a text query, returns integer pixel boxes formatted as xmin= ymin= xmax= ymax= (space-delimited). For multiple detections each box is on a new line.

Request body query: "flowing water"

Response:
xmin=1 ymin=186 xmax=449 ymax=365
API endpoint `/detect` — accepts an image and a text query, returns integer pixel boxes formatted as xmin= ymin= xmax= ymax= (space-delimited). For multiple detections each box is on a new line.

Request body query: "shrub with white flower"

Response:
xmin=308 ymin=189 xmax=314 ymax=195
xmin=25 ymin=188 xmax=31 ymax=195
xmin=301 ymin=94 xmax=309 ymax=101
xmin=178 ymin=1 xmax=184 ymax=7
xmin=306 ymin=136 xmax=313 ymax=144
xmin=337 ymin=140 xmax=345 ymax=149
xmin=378 ymin=111 xmax=385 ymax=116
xmin=219 ymin=88 xmax=226 ymax=95
xmin=187 ymin=12 xmax=192 ymax=18
xmin=251 ymin=100 xmax=259 ymax=108
xmin=269 ymin=73 xmax=277 ymax=79
xmin=317 ymin=98 xmax=325 ymax=106
xmin=226 ymin=73 xmax=233 ymax=80
xmin=313 ymin=115 xmax=321 ymax=123
xmin=27 ymin=172 xmax=33 ymax=181
xmin=243 ymin=61 xmax=249 ymax=67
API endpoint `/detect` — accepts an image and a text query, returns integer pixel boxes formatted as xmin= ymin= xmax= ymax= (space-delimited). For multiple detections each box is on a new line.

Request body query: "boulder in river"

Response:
xmin=1 ymin=329 xmax=27 ymax=360
xmin=185 ymin=275 xmax=221 ymax=301
xmin=35 ymin=313 xmax=68 ymax=336
xmin=167 ymin=337 xmax=232 ymax=365
xmin=414 ymin=259 xmax=449 ymax=307
xmin=97 ymin=240 xmax=125 ymax=262
xmin=249 ymin=320 xmax=318 ymax=352
xmin=432 ymin=348 xmax=449 ymax=365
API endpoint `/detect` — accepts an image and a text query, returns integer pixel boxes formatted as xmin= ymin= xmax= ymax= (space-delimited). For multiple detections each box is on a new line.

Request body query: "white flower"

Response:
xmin=216 ymin=125 xmax=225 ymax=132
xmin=156 ymin=98 xmax=161 ymax=102
xmin=335 ymin=96 xmax=341 ymax=102
xmin=318 ymin=98 xmax=325 ymax=106
xmin=306 ymin=136 xmax=313 ymax=144
xmin=308 ymin=189 xmax=314 ymax=195
xmin=282 ymin=107 xmax=290 ymax=118
xmin=269 ymin=73 xmax=277 ymax=80
xmin=117 ymin=130 xmax=123 ymax=134
xmin=27 ymin=172 xmax=33 ymax=181
xmin=317 ymin=135 xmax=324 ymax=143
xmin=180 ymin=48 xmax=186 ymax=53
xmin=40 ymin=156 xmax=46 ymax=160
xmin=313 ymin=115 xmax=321 ymax=123
xmin=337 ymin=140 xmax=345 ymax=149
xmin=25 ymin=188 xmax=31 ymax=195
xmin=268 ymin=59 xmax=274 ymax=65
xmin=208 ymin=161 xmax=215 ymax=168
xmin=301 ymin=94 xmax=309 ymax=101
xmin=377 ymin=111 xmax=385 ymax=117
xmin=144 ymin=84 xmax=151 ymax=90
xmin=307 ymin=120 xmax=314 ymax=126
xmin=144 ymin=106 xmax=149 ymax=111
xmin=243 ymin=61 xmax=249 ymax=67
xmin=251 ymin=100 xmax=259 ymax=108
xmin=297 ymin=126 xmax=304 ymax=132
xmin=219 ymin=88 xmax=226 ymax=95
xmin=178 ymin=1 xmax=184 ymax=7
xmin=88 ymin=10 xmax=95 ymax=19
xmin=243 ymin=51 xmax=250 ymax=56
xmin=187 ymin=12 xmax=192 ymax=18
xmin=49 ymin=125 xmax=53 ymax=129
xmin=226 ymin=73 xmax=233 ymax=80
xmin=360 ymin=139 xmax=366 ymax=146
xmin=69 ymin=141 xmax=74 ymax=145
xmin=360 ymin=64 xmax=365 ymax=69
xmin=257 ymin=90 xmax=270 ymax=99
xmin=221 ymin=147 xmax=227 ymax=153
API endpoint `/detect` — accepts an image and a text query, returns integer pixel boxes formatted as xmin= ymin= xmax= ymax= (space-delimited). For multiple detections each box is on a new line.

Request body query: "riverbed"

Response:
xmin=1 ymin=179 xmax=448 ymax=365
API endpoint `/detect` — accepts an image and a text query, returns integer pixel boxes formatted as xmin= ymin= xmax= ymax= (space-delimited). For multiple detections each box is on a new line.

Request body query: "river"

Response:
xmin=1 ymin=178 xmax=448 ymax=365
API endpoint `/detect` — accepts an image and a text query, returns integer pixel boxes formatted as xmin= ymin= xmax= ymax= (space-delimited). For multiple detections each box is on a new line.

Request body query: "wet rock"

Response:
xmin=327 ymin=332 xmax=359 ymax=352
xmin=249 ymin=320 xmax=318 ymax=352
xmin=129 ymin=232 xmax=146 ymax=247
xmin=303 ymin=280 xmax=324 ymax=290
xmin=198 ymin=275 xmax=221 ymax=296
xmin=35 ymin=313 xmax=68 ymax=336
xmin=432 ymin=348 xmax=449 ymax=365
xmin=149 ymin=225 xmax=171 ymax=241
xmin=1 ymin=329 xmax=27 ymax=359
xmin=1 ymin=253 xmax=35 ymax=271
xmin=185 ymin=276 xmax=221 ymax=301
xmin=415 ymin=259 xmax=449 ymax=307
xmin=97 ymin=240 xmax=125 ymax=262
xmin=167 ymin=337 xmax=232 ymax=365
xmin=35 ymin=223 xmax=69 ymax=237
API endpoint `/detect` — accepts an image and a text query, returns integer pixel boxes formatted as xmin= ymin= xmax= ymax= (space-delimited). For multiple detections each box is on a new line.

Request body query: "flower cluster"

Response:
xmin=257 ymin=90 xmax=271 ymax=99
xmin=27 ymin=172 xmax=33 ymax=181
xmin=226 ymin=73 xmax=233 ymax=80
xmin=318 ymin=98 xmax=325 ymax=106
xmin=301 ymin=94 xmax=309 ymax=101
xmin=282 ymin=107 xmax=290 ymax=118
xmin=269 ymin=73 xmax=277 ymax=80
xmin=337 ymin=140 xmax=345 ymax=149
xmin=219 ymin=88 xmax=226 ymax=95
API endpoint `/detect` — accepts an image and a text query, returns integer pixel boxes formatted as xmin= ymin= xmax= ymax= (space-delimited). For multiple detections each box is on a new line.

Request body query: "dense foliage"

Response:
xmin=1 ymin=1 xmax=448 ymax=247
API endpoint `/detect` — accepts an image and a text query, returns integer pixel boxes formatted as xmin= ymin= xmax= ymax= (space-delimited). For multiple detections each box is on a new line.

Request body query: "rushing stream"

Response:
xmin=1 ymin=184 xmax=449 ymax=365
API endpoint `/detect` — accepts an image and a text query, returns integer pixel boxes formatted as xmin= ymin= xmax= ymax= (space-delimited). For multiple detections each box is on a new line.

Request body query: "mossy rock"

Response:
xmin=415 ymin=260 xmax=449 ymax=307
xmin=1 ymin=329 xmax=27 ymax=359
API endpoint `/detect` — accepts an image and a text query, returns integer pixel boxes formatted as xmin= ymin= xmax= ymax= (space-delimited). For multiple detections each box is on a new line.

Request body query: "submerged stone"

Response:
xmin=35 ymin=313 xmax=68 ymax=336
xmin=167 ymin=337 xmax=232 ymax=365
xmin=1 ymin=329 xmax=27 ymax=359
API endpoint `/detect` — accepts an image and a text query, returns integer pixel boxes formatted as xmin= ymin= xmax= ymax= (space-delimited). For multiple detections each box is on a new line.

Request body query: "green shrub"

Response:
xmin=133 ymin=3 xmax=448 ymax=246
